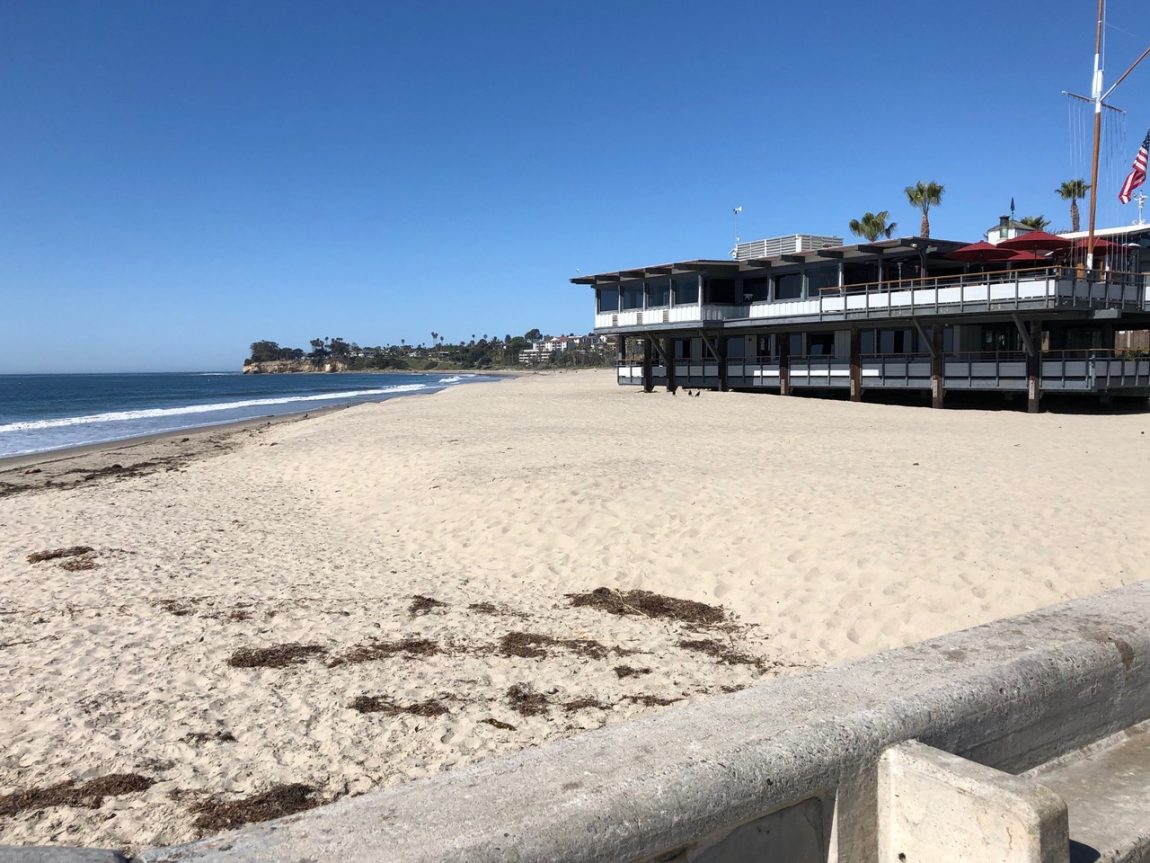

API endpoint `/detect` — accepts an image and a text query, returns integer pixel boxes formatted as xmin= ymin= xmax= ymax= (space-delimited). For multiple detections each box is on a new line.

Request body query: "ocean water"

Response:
xmin=0 ymin=372 xmax=499 ymax=458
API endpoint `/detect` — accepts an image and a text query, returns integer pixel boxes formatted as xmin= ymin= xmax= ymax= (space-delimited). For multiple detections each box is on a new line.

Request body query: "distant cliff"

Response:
xmin=242 ymin=359 xmax=349 ymax=374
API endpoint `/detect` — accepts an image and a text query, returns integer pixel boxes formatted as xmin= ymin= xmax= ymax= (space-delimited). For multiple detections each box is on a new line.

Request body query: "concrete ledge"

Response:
xmin=146 ymin=581 xmax=1150 ymax=863
xmin=0 ymin=848 xmax=130 ymax=863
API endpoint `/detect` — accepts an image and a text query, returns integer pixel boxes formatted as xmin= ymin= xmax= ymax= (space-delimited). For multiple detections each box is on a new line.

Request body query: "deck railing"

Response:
xmin=618 ymin=350 xmax=1150 ymax=393
xmin=595 ymin=268 xmax=1146 ymax=330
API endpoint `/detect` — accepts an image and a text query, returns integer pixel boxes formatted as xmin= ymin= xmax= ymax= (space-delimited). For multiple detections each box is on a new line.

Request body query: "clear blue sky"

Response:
xmin=3 ymin=0 xmax=1149 ymax=372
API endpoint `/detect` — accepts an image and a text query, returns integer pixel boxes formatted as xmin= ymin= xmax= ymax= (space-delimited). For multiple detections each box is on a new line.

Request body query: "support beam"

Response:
xmin=1013 ymin=313 xmax=1036 ymax=356
xmin=849 ymin=329 xmax=862 ymax=403
xmin=912 ymin=318 xmax=936 ymax=357
xmin=931 ymin=325 xmax=945 ymax=409
xmin=663 ymin=336 xmax=677 ymax=393
xmin=718 ymin=335 xmax=728 ymax=392
xmin=778 ymin=334 xmax=791 ymax=396
xmin=641 ymin=337 xmax=653 ymax=394
xmin=1027 ymin=320 xmax=1042 ymax=414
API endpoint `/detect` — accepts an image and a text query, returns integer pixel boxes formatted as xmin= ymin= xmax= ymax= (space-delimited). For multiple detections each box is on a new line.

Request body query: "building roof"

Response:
xmin=570 ymin=237 xmax=968 ymax=285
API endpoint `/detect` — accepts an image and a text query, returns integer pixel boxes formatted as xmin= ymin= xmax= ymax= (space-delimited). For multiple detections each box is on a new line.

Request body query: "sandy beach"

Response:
xmin=1 ymin=370 xmax=1148 ymax=852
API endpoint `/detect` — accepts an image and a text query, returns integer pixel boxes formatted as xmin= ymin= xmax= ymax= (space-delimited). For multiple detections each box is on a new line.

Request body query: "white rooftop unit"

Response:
xmin=733 ymin=234 xmax=844 ymax=261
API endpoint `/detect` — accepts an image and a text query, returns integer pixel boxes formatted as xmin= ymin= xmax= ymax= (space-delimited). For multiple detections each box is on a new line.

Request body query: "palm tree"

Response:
xmin=904 ymin=181 xmax=944 ymax=238
xmin=1019 ymin=215 xmax=1051 ymax=231
xmin=1056 ymin=179 xmax=1090 ymax=232
xmin=848 ymin=211 xmax=897 ymax=242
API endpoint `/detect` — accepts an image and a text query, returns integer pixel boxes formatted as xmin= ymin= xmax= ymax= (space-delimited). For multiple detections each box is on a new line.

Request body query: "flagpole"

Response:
xmin=1085 ymin=0 xmax=1105 ymax=271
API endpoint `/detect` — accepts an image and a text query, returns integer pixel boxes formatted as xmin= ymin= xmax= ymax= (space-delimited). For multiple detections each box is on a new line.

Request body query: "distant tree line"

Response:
xmin=245 ymin=330 xmax=612 ymax=371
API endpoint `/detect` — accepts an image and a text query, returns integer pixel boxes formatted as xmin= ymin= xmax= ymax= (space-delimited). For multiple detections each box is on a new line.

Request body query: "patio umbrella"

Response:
xmin=1072 ymin=236 xmax=1120 ymax=255
xmin=998 ymin=230 xmax=1072 ymax=252
xmin=946 ymin=241 xmax=1016 ymax=263
xmin=1005 ymin=249 xmax=1050 ymax=262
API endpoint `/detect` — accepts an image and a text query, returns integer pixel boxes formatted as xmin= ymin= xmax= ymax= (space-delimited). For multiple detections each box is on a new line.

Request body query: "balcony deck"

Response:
xmin=595 ymin=268 xmax=1148 ymax=333
xmin=616 ymin=352 xmax=1150 ymax=395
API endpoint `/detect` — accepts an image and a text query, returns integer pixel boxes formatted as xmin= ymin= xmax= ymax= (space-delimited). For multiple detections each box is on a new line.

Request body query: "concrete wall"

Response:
xmin=147 ymin=582 xmax=1150 ymax=863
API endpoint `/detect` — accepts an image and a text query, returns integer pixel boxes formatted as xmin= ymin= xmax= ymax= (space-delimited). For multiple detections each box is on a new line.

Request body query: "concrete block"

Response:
xmin=0 ymin=848 xmax=130 ymax=863
xmin=878 ymin=741 xmax=1069 ymax=863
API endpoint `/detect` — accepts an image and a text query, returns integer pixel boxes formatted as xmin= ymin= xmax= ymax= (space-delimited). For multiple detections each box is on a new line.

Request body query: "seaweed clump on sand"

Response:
xmin=498 ymin=631 xmax=608 ymax=661
xmin=328 ymin=637 xmax=440 ymax=667
xmin=226 ymin=643 xmax=326 ymax=669
xmin=348 ymin=696 xmax=449 ymax=716
xmin=409 ymin=595 xmax=446 ymax=616
xmin=0 ymin=774 xmax=154 ymax=816
xmin=678 ymin=638 xmax=764 ymax=669
xmin=506 ymin=683 xmax=549 ymax=716
xmin=566 ymin=588 xmax=725 ymax=626
xmin=190 ymin=783 xmax=320 ymax=832
xmin=26 ymin=546 xmax=94 ymax=564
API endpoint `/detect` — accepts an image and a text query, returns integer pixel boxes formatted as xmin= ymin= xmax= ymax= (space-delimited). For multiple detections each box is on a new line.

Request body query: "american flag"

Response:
xmin=1119 ymin=128 xmax=1150 ymax=204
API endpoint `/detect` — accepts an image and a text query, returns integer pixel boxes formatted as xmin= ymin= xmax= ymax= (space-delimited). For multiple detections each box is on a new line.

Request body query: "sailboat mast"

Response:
xmin=1086 ymin=0 xmax=1105 ymax=270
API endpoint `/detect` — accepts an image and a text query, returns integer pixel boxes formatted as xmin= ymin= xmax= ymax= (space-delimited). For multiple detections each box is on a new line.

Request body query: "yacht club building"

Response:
xmin=572 ymin=230 xmax=1150 ymax=410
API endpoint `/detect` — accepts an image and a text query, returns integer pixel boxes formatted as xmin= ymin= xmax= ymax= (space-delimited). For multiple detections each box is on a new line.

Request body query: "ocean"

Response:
xmin=0 ymin=371 xmax=500 ymax=458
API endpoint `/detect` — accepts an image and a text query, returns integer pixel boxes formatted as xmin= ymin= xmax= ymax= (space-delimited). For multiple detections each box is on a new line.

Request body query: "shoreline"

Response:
xmin=0 ymin=371 xmax=523 ymax=471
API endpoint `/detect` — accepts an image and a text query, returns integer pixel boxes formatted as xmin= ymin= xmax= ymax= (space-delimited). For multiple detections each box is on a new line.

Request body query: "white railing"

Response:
xmin=593 ymin=269 xmax=1145 ymax=330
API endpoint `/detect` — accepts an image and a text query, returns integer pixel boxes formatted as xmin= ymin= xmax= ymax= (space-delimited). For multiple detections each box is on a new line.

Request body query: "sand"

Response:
xmin=1 ymin=370 xmax=1148 ymax=851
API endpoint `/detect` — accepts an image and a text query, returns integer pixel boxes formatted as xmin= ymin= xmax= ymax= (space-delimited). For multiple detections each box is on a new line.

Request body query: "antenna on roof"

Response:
xmin=732 ymin=206 xmax=743 ymax=259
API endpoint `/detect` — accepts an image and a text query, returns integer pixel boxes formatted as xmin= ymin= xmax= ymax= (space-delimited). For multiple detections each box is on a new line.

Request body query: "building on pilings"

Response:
xmin=571 ymin=231 xmax=1150 ymax=411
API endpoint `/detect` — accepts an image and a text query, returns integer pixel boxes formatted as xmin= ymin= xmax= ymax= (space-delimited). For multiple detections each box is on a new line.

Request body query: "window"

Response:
xmin=776 ymin=272 xmax=803 ymax=300
xmin=808 ymin=332 xmax=835 ymax=356
xmin=879 ymin=328 xmax=917 ymax=354
xmin=621 ymin=281 xmax=643 ymax=310
xmin=806 ymin=266 xmax=839 ymax=297
xmin=788 ymin=333 xmax=804 ymax=355
xmin=744 ymin=277 xmax=770 ymax=302
xmin=707 ymin=278 xmax=737 ymax=304
xmin=756 ymin=335 xmax=772 ymax=358
xmin=675 ymin=338 xmax=692 ymax=360
xmin=674 ymin=276 xmax=699 ymax=305
xmin=648 ymin=279 xmax=671 ymax=307
xmin=598 ymin=286 xmax=619 ymax=313
xmin=726 ymin=337 xmax=746 ymax=359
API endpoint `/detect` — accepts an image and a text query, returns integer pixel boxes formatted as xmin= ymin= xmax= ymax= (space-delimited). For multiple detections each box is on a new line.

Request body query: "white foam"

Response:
xmin=0 ymin=385 xmax=429 ymax=434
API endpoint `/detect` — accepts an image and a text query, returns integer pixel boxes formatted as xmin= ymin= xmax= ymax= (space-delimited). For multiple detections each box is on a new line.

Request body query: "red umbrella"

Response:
xmin=1006 ymin=249 xmax=1050 ymax=262
xmin=1072 ymin=237 xmax=1120 ymax=255
xmin=998 ymin=230 xmax=1071 ymax=251
xmin=946 ymin=241 xmax=1016 ymax=262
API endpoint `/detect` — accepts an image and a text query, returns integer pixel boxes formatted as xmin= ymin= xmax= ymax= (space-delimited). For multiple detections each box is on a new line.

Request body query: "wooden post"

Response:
xmin=663 ymin=336 xmax=677 ymax=393
xmin=1027 ymin=320 xmax=1042 ymax=414
xmin=641 ymin=337 xmax=653 ymax=393
xmin=717 ymin=334 xmax=728 ymax=392
xmin=931 ymin=325 xmax=945 ymax=409
xmin=849 ymin=329 xmax=862 ymax=402
xmin=779 ymin=334 xmax=791 ymax=396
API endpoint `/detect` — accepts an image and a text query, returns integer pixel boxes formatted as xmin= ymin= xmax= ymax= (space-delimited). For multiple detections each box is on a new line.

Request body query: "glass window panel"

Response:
xmin=726 ymin=337 xmax=746 ymax=359
xmin=707 ymin=278 xmax=737 ymax=304
xmin=808 ymin=332 xmax=835 ymax=356
xmin=621 ymin=281 xmax=643 ymax=310
xmin=648 ymin=279 xmax=671 ymax=307
xmin=806 ymin=266 xmax=839 ymax=296
xmin=598 ymin=287 xmax=619 ymax=313
xmin=674 ymin=276 xmax=698 ymax=305
xmin=744 ymin=277 xmax=770 ymax=302
xmin=776 ymin=273 xmax=803 ymax=300
xmin=788 ymin=333 xmax=804 ymax=355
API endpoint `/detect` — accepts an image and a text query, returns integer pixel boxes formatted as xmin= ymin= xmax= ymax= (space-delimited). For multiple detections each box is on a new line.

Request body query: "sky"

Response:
xmin=2 ymin=0 xmax=1150 ymax=372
